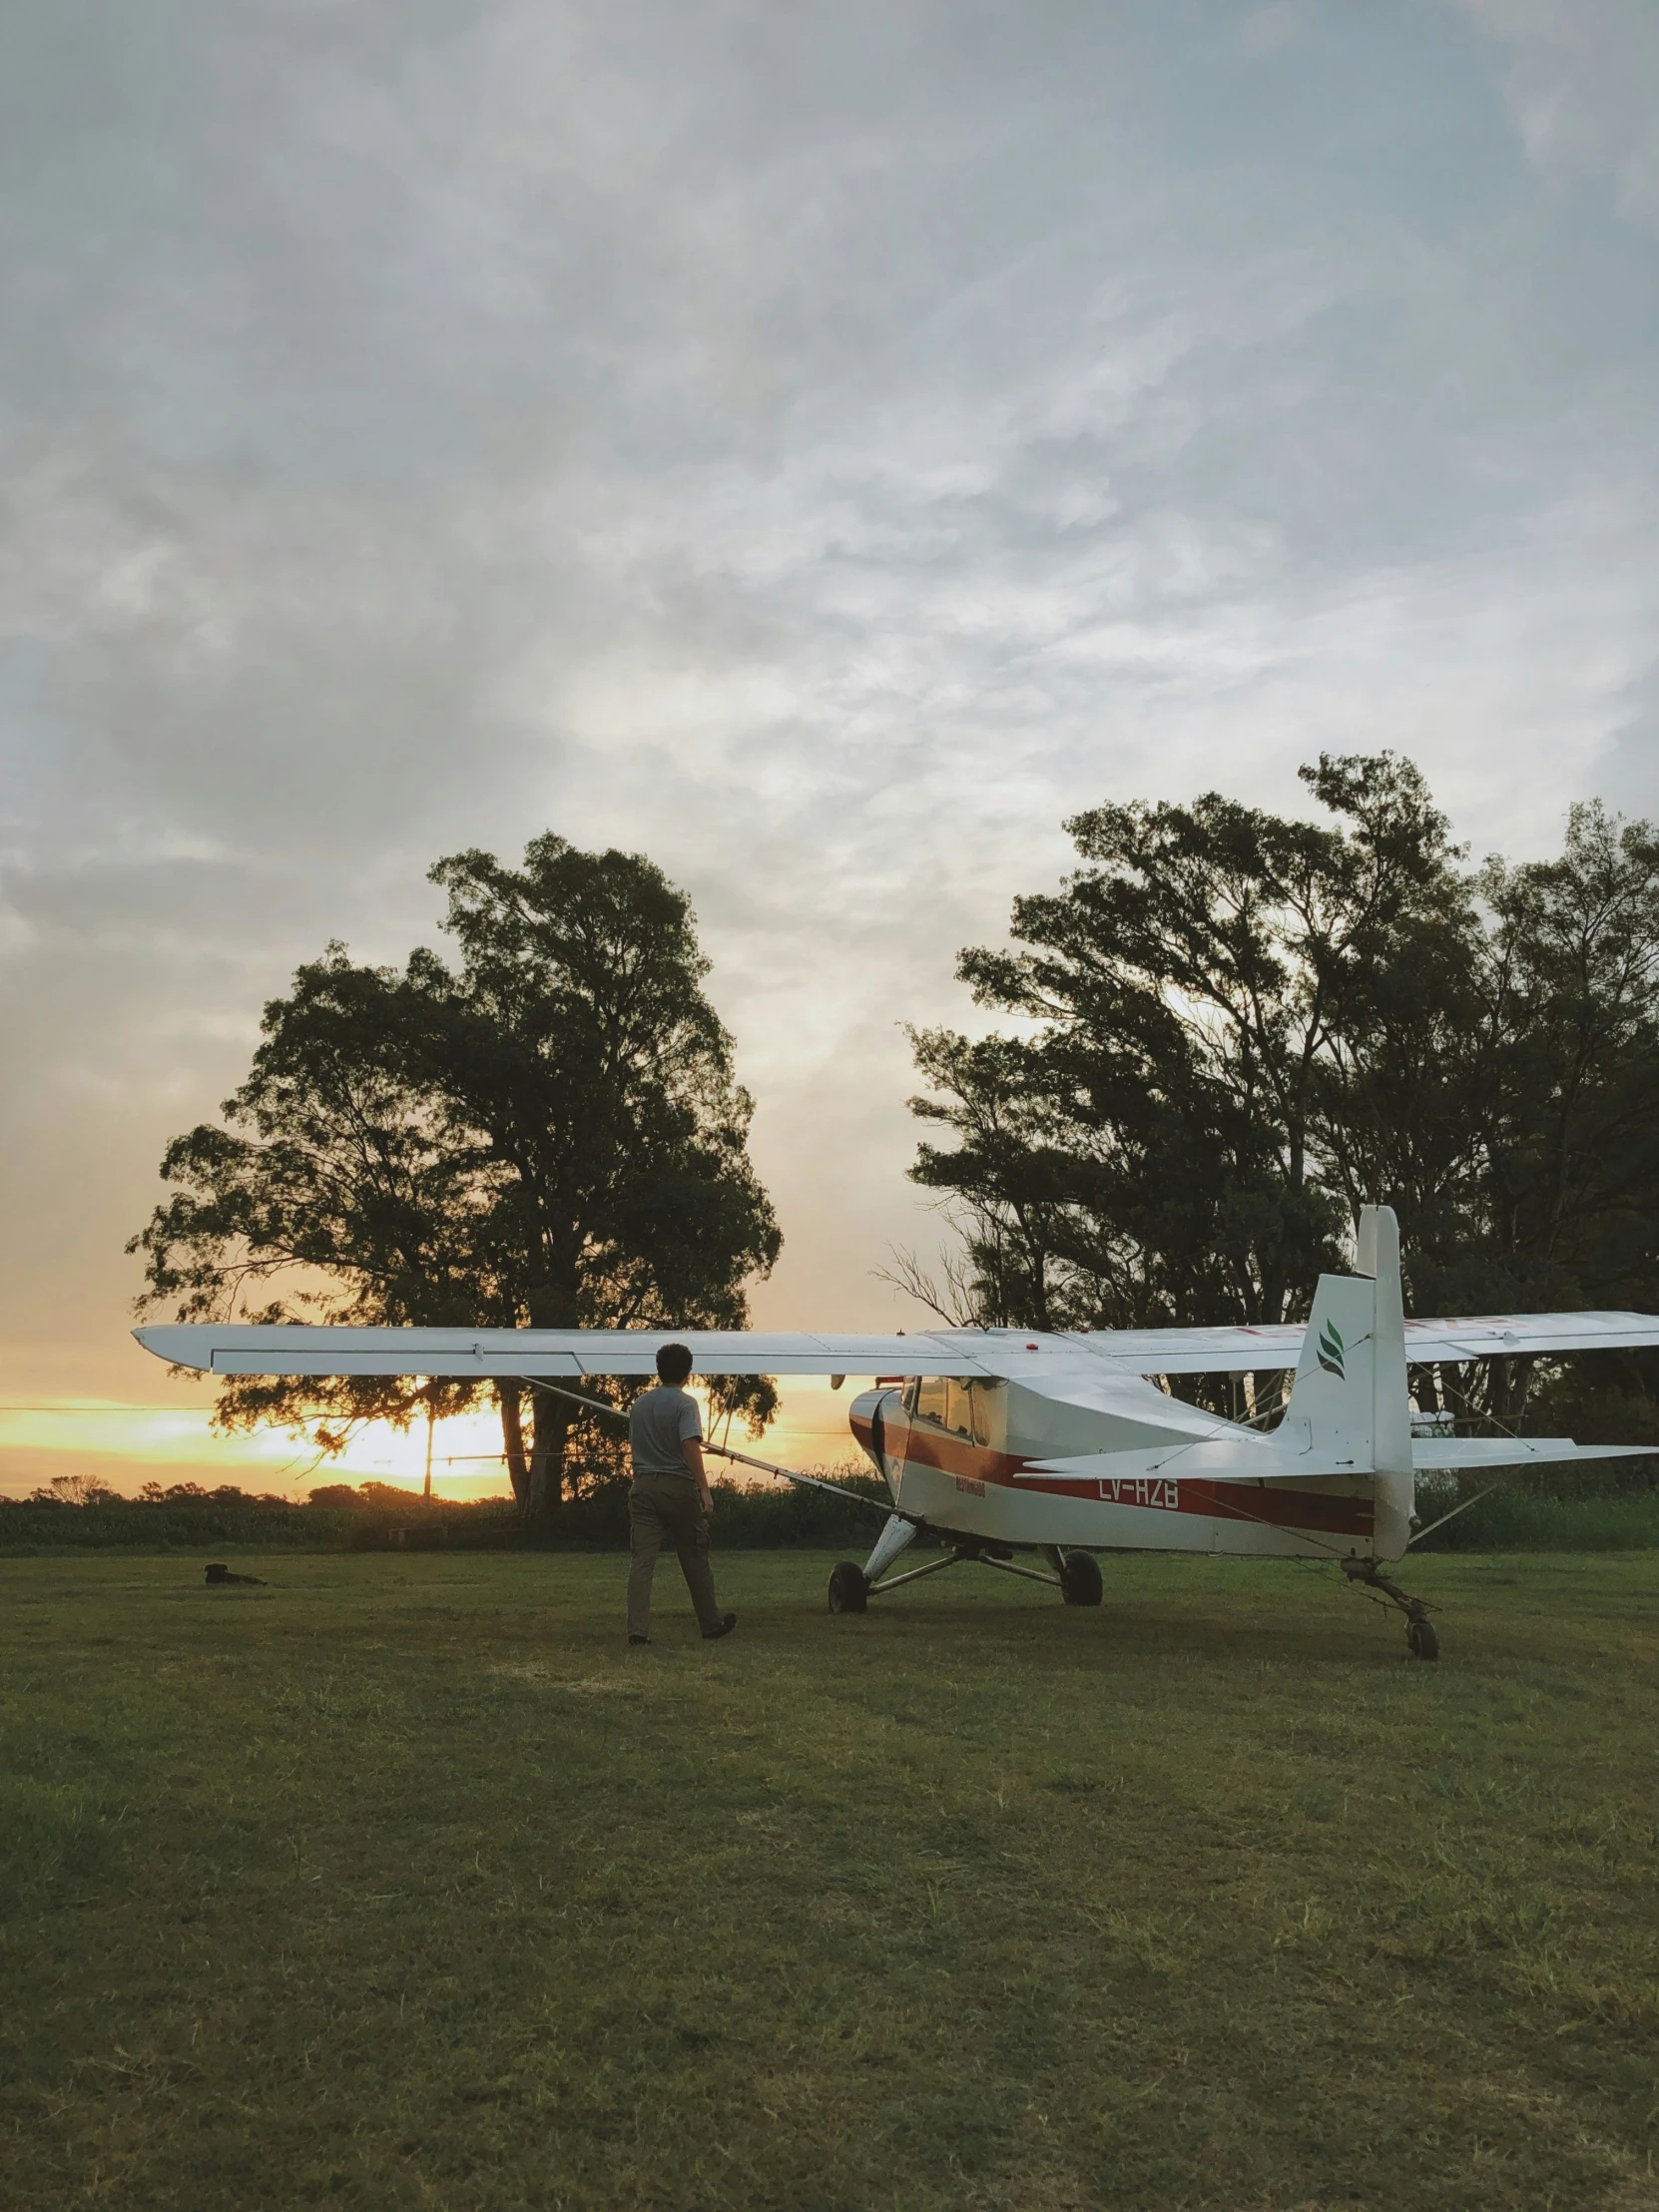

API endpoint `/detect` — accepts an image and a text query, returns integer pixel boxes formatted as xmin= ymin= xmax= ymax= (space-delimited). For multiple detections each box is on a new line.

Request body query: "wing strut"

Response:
xmin=518 ymin=1376 xmax=909 ymax=1526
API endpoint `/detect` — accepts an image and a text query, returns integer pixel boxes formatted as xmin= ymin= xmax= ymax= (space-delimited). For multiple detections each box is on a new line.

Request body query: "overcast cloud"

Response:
xmin=2 ymin=0 xmax=1656 ymax=1488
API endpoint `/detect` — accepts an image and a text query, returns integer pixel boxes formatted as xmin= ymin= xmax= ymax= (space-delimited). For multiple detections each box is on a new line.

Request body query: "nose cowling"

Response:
xmin=849 ymin=1385 xmax=905 ymax=1500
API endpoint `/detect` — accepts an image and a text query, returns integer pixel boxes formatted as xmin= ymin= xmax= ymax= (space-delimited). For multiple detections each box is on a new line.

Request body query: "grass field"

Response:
xmin=3 ymin=1550 xmax=1657 ymax=2211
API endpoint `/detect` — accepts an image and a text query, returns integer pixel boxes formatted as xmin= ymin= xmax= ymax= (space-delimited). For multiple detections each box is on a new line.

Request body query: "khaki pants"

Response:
xmin=627 ymin=1473 xmax=721 ymax=1639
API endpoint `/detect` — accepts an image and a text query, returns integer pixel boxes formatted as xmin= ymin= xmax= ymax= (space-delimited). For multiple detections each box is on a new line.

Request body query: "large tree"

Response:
xmin=901 ymin=761 xmax=1659 ymax=1433
xmin=904 ymin=756 xmax=1464 ymax=1328
xmin=130 ymin=836 xmax=781 ymax=1515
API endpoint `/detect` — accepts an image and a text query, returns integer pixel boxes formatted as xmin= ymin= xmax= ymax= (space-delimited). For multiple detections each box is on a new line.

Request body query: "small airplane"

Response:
xmin=137 ymin=1208 xmax=1656 ymax=1659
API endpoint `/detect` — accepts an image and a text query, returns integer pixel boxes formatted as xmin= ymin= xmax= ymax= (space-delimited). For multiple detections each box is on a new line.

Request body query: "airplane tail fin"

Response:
xmin=1278 ymin=1204 xmax=1412 ymax=1558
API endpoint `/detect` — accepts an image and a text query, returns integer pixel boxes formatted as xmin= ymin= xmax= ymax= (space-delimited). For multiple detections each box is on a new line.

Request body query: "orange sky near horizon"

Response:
xmin=0 ymin=1376 xmax=865 ymax=1503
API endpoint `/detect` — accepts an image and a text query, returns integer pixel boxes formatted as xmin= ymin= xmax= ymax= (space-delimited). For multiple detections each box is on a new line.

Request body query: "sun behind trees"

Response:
xmin=897 ymin=754 xmax=1659 ymax=1442
xmin=129 ymin=836 xmax=781 ymax=1519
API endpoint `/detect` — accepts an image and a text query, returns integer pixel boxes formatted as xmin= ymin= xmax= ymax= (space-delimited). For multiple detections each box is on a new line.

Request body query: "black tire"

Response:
xmin=828 ymin=1562 xmax=868 ymax=1615
xmin=1406 ymin=1616 xmax=1439 ymax=1661
xmin=1059 ymin=1551 xmax=1104 ymax=1608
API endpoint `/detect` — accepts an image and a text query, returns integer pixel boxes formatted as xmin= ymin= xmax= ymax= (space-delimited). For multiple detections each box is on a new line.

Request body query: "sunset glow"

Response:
xmin=0 ymin=1379 xmax=858 ymax=1501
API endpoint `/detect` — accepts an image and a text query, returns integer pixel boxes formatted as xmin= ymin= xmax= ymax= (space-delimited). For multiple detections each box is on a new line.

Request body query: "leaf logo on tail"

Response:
xmin=1318 ymin=1321 xmax=1346 ymax=1380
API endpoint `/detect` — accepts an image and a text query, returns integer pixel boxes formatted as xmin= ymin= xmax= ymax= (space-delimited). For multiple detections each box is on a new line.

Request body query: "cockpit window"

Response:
xmin=914 ymin=1376 xmax=947 ymax=1424
xmin=913 ymin=1376 xmax=1002 ymax=1440
xmin=944 ymin=1380 xmax=976 ymax=1437
xmin=971 ymin=1386 xmax=996 ymax=1446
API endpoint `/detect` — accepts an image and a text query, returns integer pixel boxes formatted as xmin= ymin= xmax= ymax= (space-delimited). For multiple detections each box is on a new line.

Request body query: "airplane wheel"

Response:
xmin=828 ymin=1562 xmax=868 ymax=1615
xmin=1059 ymin=1551 xmax=1103 ymax=1607
xmin=1406 ymin=1617 xmax=1439 ymax=1661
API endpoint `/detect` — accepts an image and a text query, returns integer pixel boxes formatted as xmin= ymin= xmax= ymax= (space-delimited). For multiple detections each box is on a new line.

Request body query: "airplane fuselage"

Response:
xmin=849 ymin=1369 xmax=1385 ymax=1562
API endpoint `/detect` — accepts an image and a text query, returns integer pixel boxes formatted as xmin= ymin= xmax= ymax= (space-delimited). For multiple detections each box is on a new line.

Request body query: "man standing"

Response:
xmin=626 ymin=1342 xmax=738 ymax=1646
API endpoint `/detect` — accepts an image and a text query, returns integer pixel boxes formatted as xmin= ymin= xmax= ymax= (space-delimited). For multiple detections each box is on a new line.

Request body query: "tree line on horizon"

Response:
xmin=131 ymin=755 xmax=1659 ymax=1516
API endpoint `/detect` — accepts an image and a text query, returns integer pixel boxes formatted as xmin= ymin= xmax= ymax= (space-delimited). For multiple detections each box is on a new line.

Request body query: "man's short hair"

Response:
xmin=656 ymin=1342 xmax=694 ymax=1385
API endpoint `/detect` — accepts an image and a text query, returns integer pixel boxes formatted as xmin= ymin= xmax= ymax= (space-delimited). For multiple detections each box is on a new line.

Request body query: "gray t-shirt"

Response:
xmin=628 ymin=1383 xmax=703 ymax=1477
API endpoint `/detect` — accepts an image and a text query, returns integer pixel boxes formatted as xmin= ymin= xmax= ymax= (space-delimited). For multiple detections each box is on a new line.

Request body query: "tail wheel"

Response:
xmin=1406 ymin=1616 xmax=1439 ymax=1661
xmin=828 ymin=1562 xmax=869 ymax=1615
xmin=1059 ymin=1551 xmax=1104 ymax=1607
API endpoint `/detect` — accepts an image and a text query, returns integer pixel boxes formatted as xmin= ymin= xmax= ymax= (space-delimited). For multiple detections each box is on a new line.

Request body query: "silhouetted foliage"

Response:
xmin=130 ymin=836 xmax=781 ymax=1522
xmin=0 ymin=1471 xmax=894 ymax=1553
xmin=904 ymin=758 xmax=1659 ymax=1435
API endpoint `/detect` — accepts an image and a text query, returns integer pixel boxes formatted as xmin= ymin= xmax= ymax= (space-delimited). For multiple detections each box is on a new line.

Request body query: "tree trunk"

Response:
xmin=1440 ymin=1362 xmax=1475 ymax=1428
xmin=526 ymin=1388 xmax=571 ymax=1526
xmin=1491 ymin=1354 xmax=1535 ymax=1429
xmin=498 ymin=1383 xmax=530 ymax=1513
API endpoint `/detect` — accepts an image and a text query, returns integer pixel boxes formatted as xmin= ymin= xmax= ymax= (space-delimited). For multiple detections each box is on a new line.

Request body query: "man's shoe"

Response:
xmin=702 ymin=1612 xmax=738 ymax=1641
xmin=628 ymin=1635 xmax=649 ymax=1646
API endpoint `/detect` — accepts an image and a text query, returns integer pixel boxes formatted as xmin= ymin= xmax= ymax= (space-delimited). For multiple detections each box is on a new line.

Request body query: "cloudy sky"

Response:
xmin=2 ymin=0 xmax=1656 ymax=1494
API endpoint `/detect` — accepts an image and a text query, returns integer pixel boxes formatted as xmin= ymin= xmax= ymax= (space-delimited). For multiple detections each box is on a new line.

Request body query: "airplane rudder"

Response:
xmin=1286 ymin=1272 xmax=1377 ymax=1408
xmin=1280 ymin=1269 xmax=1380 ymax=1481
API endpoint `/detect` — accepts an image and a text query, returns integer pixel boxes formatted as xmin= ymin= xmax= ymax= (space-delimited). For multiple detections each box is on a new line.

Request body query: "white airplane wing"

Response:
xmin=1083 ymin=1310 xmax=1659 ymax=1373
xmin=135 ymin=1307 xmax=1659 ymax=1382
xmin=1400 ymin=1312 xmax=1659 ymax=1362
xmin=133 ymin=1323 xmax=1038 ymax=1380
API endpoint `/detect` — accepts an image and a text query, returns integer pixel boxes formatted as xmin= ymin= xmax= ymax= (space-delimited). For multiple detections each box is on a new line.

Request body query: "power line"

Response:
xmin=0 ymin=1405 xmax=510 ymax=1466
xmin=0 ymin=1405 xmax=498 ymax=1424
xmin=0 ymin=1404 xmax=224 ymax=1415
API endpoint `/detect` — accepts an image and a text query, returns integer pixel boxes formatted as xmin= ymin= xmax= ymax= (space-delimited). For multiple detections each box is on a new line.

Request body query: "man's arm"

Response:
xmin=682 ymin=1435 xmax=713 ymax=1514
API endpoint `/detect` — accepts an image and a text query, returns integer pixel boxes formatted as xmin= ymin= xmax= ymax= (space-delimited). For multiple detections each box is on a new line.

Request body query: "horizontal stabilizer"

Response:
xmin=1412 ymin=1437 xmax=1652 ymax=1470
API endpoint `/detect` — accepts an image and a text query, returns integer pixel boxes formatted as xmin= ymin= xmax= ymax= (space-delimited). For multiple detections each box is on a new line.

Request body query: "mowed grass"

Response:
xmin=3 ymin=1552 xmax=1657 ymax=2212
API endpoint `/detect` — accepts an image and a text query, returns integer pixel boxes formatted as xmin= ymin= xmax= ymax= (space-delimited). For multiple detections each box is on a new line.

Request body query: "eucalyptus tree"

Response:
xmin=905 ymin=755 xmax=1465 ymax=1328
xmin=131 ymin=836 xmax=781 ymax=1517
xmin=901 ymin=760 xmax=1659 ymax=1436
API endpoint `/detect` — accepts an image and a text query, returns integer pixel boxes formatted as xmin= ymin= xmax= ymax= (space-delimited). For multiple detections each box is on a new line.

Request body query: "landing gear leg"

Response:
xmin=1344 ymin=1559 xmax=1439 ymax=1660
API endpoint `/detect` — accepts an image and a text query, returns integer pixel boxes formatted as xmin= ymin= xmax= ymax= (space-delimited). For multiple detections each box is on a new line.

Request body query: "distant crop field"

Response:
xmin=3 ymin=1551 xmax=1657 ymax=2210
